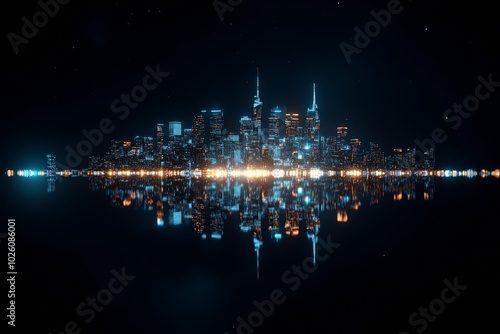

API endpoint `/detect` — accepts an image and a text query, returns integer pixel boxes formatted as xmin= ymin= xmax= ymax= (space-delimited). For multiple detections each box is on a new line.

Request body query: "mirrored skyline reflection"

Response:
xmin=84 ymin=175 xmax=437 ymax=278
xmin=89 ymin=175 xmax=435 ymax=227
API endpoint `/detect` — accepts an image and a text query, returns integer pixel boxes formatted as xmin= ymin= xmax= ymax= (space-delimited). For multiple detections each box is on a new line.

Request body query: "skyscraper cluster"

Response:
xmin=93 ymin=70 xmax=436 ymax=171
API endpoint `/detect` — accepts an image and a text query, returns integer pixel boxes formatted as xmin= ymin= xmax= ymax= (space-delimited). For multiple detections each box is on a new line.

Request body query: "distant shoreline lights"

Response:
xmin=5 ymin=168 xmax=500 ymax=179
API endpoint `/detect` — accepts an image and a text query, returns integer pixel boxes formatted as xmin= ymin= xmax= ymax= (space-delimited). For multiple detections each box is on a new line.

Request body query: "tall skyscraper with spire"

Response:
xmin=305 ymin=83 xmax=320 ymax=164
xmin=251 ymin=68 xmax=263 ymax=163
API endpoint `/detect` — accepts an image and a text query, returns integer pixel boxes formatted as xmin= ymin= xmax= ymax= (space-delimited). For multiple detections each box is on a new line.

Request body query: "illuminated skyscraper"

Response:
xmin=192 ymin=111 xmax=206 ymax=167
xmin=192 ymin=111 xmax=206 ymax=147
xmin=168 ymin=121 xmax=182 ymax=146
xmin=156 ymin=123 xmax=164 ymax=154
xmin=240 ymin=116 xmax=253 ymax=163
xmin=404 ymin=148 xmax=416 ymax=169
xmin=336 ymin=126 xmax=348 ymax=142
xmin=168 ymin=121 xmax=182 ymax=142
xmin=285 ymin=112 xmax=300 ymax=164
xmin=285 ymin=113 xmax=299 ymax=143
xmin=368 ymin=142 xmax=384 ymax=169
xmin=123 ymin=141 xmax=132 ymax=156
xmin=335 ymin=126 xmax=348 ymax=168
xmin=209 ymin=110 xmax=224 ymax=164
xmin=183 ymin=129 xmax=192 ymax=144
xmin=224 ymin=134 xmax=240 ymax=166
xmin=110 ymin=139 xmax=123 ymax=158
xmin=268 ymin=106 xmax=281 ymax=146
xmin=392 ymin=148 xmax=403 ymax=169
xmin=132 ymin=135 xmax=143 ymax=156
xmin=350 ymin=138 xmax=362 ymax=168
xmin=143 ymin=137 xmax=154 ymax=160
xmin=305 ymin=83 xmax=320 ymax=164
xmin=252 ymin=68 xmax=263 ymax=162
xmin=268 ymin=106 xmax=282 ymax=162
xmin=422 ymin=148 xmax=435 ymax=169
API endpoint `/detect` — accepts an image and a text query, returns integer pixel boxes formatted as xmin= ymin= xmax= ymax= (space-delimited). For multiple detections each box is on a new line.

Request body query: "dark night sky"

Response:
xmin=1 ymin=0 xmax=500 ymax=170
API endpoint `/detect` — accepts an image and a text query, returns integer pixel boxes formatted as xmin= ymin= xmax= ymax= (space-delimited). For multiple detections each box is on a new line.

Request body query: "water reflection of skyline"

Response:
xmin=11 ymin=171 xmax=497 ymax=279
xmin=88 ymin=176 xmax=435 ymax=228
xmin=84 ymin=175 xmax=438 ymax=278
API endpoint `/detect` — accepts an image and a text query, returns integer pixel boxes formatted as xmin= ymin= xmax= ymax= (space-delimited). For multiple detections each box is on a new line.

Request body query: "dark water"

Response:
xmin=2 ymin=175 xmax=499 ymax=334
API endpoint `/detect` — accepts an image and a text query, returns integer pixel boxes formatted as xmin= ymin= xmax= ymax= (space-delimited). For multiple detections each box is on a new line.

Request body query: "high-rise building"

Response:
xmin=285 ymin=112 xmax=299 ymax=144
xmin=305 ymin=84 xmax=320 ymax=164
xmin=268 ymin=106 xmax=281 ymax=146
xmin=156 ymin=123 xmax=164 ymax=154
xmin=183 ymin=129 xmax=192 ymax=144
xmin=334 ymin=126 xmax=348 ymax=168
xmin=403 ymin=148 xmax=416 ymax=170
xmin=192 ymin=111 xmax=206 ymax=168
xmin=143 ymin=137 xmax=154 ymax=160
xmin=110 ymin=139 xmax=123 ymax=158
xmin=123 ymin=141 xmax=132 ymax=156
xmin=350 ymin=138 xmax=362 ymax=168
xmin=368 ymin=142 xmax=384 ymax=169
xmin=268 ymin=106 xmax=282 ymax=162
xmin=252 ymin=68 xmax=263 ymax=161
xmin=132 ymin=135 xmax=144 ymax=156
xmin=224 ymin=134 xmax=240 ymax=166
xmin=336 ymin=126 xmax=348 ymax=143
xmin=422 ymin=148 xmax=435 ymax=169
xmin=192 ymin=111 xmax=206 ymax=147
xmin=392 ymin=148 xmax=403 ymax=169
xmin=285 ymin=112 xmax=300 ymax=165
xmin=168 ymin=121 xmax=182 ymax=142
xmin=240 ymin=116 xmax=253 ymax=163
xmin=324 ymin=136 xmax=336 ymax=167
xmin=209 ymin=110 xmax=224 ymax=164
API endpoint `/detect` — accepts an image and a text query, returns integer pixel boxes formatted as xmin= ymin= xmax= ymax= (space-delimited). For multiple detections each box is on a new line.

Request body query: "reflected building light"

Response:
xmin=157 ymin=200 xmax=164 ymax=226
xmin=169 ymin=210 xmax=182 ymax=225
xmin=351 ymin=201 xmax=361 ymax=210
xmin=47 ymin=177 xmax=56 ymax=193
xmin=336 ymin=209 xmax=348 ymax=223
xmin=254 ymin=233 xmax=263 ymax=280
xmin=307 ymin=223 xmax=319 ymax=265
xmin=423 ymin=192 xmax=430 ymax=201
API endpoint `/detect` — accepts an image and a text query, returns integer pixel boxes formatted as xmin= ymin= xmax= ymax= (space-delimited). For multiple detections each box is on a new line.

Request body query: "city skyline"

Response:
xmin=3 ymin=60 xmax=499 ymax=171
xmin=38 ymin=69 xmax=442 ymax=172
